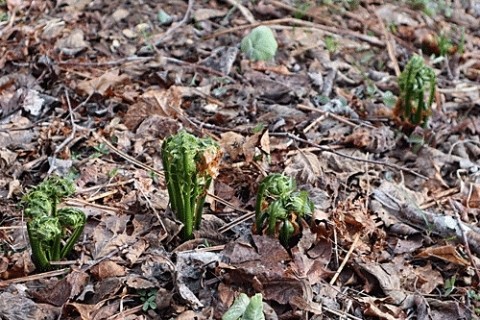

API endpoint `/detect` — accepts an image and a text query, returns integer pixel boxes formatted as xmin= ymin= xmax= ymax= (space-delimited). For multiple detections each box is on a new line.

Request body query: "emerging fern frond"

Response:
xmin=254 ymin=174 xmax=313 ymax=247
xmin=162 ymin=130 xmax=222 ymax=240
xmin=21 ymin=177 xmax=86 ymax=270
xmin=395 ymin=55 xmax=436 ymax=128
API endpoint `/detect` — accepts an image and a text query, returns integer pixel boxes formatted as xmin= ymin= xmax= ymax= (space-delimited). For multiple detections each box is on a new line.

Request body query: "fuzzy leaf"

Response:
xmin=222 ymin=293 xmax=250 ymax=320
xmin=241 ymin=26 xmax=278 ymax=61
xmin=243 ymin=293 xmax=264 ymax=320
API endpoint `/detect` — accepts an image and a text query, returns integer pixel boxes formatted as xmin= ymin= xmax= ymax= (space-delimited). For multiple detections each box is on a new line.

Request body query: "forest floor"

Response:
xmin=1 ymin=0 xmax=480 ymax=319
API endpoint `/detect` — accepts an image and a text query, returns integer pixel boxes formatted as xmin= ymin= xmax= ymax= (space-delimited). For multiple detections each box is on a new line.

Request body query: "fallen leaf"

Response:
xmin=76 ymin=70 xmax=128 ymax=96
xmin=415 ymin=245 xmax=470 ymax=266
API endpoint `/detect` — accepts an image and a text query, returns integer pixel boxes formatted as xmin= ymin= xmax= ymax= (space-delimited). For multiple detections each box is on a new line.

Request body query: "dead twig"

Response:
xmin=0 ymin=268 xmax=70 ymax=287
xmin=330 ymin=233 xmax=360 ymax=285
xmin=271 ymin=132 xmax=428 ymax=180
xmin=373 ymin=189 xmax=480 ymax=255
xmin=206 ymin=17 xmax=384 ymax=47
xmin=151 ymin=0 xmax=194 ymax=46
xmin=373 ymin=11 xmax=401 ymax=76
xmin=164 ymin=56 xmax=236 ymax=81
xmin=450 ymin=199 xmax=480 ymax=278
xmin=225 ymin=0 xmax=256 ymax=23
xmin=53 ymin=89 xmax=78 ymax=155
xmin=266 ymin=0 xmax=332 ymax=26
xmin=94 ymin=133 xmax=164 ymax=178
xmin=420 ymin=187 xmax=460 ymax=210
xmin=136 ymin=181 xmax=168 ymax=236
xmin=297 ymin=103 xmax=375 ymax=129
xmin=55 ymin=56 xmax=153 ymax=67
xmin=76 ymin=179 xmax=136 ymax=194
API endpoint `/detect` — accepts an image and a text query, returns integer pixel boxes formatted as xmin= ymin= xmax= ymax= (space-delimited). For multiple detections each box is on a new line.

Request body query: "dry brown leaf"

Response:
xmin=415 ymin=245 xmax=470 ymax=266
xmin=67 ymin=302 xmax=98 ymax=320
xmin=220 ymin=131 xmax=245 ymax=161
xmin=124 ymin=239 xmax=147 ymax=265
xmin=410 ymin=263 xmax=443 ymax=294
xmin=0 ymin=292 xmax=60 ymax=320
xmin=76 ymin=70 xmax=128 ymax=96
xmin=259 ymin=129 xmax=270 ymax=156
xmin=90 ymin=260 xmax=126 ymax=280
xmin=357 ymin=262 xmax=406 ymax=304
xmin=284 ymin=151 xmax=323 ymax=184
xmin=360 ymin=296 xmax=406 ymax=320
xmin=343 ymin=126 xmax=395 ymax=153
xmin=243 ymin=132 xmax=261 ymax=163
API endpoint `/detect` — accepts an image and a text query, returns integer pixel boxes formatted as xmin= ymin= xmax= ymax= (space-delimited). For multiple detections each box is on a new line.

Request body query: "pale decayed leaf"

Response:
xmin=284 ymin=151 xmax=323 ymax=184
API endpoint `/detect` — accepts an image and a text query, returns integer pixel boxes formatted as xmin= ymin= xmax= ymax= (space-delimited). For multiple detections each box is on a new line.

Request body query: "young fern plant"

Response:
xmin=21 ymin=176 xmax=86 ymax=270
xmin=162 ymin=130 xmax=222 ymax=240
xmin=254 ymin=174 xmax=314 ymax=247
xmin=394 ymin=55 xmax=436 ymax=129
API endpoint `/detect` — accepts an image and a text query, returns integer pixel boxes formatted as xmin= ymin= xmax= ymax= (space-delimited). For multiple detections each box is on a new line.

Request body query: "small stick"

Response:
xmin=76 ymin=178 xmax=136 ymax=194
xmin=151 ymin=0 xmax=194 ymax=46
xmin=330 ymin=233 xmax=360 ymax=285
xmin=64 ymin=198 xmax=119 ymax=213
xmin=205 ymin=17 xmax=384 ymax=47
xmin=137 ymin=182 xmax=167 ymax=235
xmin=0 ymin=268 xmax=70 ymax=287
xmin=374 ymin=11 xmax=401 ymax=76
xmin=86 ymin=190 xmax=118 ymax=202
xmin=419 ymin=186 xmax=460 ymax=210
xmin=56 ymin=56 xmax=152 ymax=67
xmin=53 ymin=88 xmax=78 ymax=155
xmin=270 ymin=132 xmax=428 ymax=180
xmin=206 ymin=192 xmax=251 ymax=214
xmin=0 ymin=226 xmax=26 ymax=230
xmin=219 ymin=212 xmax=255 ymax=234
xmin=95 ymin=133 xmax=164 ymax=177
xmin=297 ymin=103 xmax=375 ymax=129
xmin=450 ymin=199 xmax=480 ymax=280
xmin=225 ymin=0 xmax=256 ymax=23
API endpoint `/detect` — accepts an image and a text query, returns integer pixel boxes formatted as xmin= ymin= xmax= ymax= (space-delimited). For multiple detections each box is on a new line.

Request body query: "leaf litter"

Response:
xmin=1 ymin=0 xmax=480 ymax=319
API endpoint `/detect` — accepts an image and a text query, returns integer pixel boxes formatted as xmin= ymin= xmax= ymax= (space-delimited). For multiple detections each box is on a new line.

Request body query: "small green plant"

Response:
xmin=0 ymin=12 xmax=7 ymax=23
xmin=458 ymin=27 xmax=465 ymax=55
xmin=407 ymin=0 xmax=452 ymax=17
xmin=293 ymin=1 xmax=310 ymax=19
xmin=407 ymin=0 xmax=432 ymax=15
xmin=382 ymin=90 xmax=396 ymax=108
xmin=467 ymin=290 xmax=480 ymax=315
xmin=324 ymin=35 xmax=338 ymax=54
xmin=251 ymin=123 xmax=266 ymax=134
xmin=240 ymin=26 xmax=278 ymax=62
xmin=108 ymin=168 xmax=118 ymax=179
xmin=21 ymin=176 xmax=86 ymax=270
xmin=157 ymin=9 xmax=172 ymax=25
xmin=162 ymin=130 xmax=222 ymax=240
xmin=437 ymin=33 xmax=454 ymax=57
xmin=139 ymin=289 xmax=157 ymax=311
xmin=394 ymin=55 xmax=436 ymax=128
xmin=443 ymin=275 xmax=456 ymax=297
xmin=254 ymin=174 xmax=314 ymax=247
xmin=222 ymin=293 xmax=264 ymax=320
xmin=90 ymin=143 xmax=110 ymax=158
xmin=321 ymin=0 xmax=359 ymax=9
